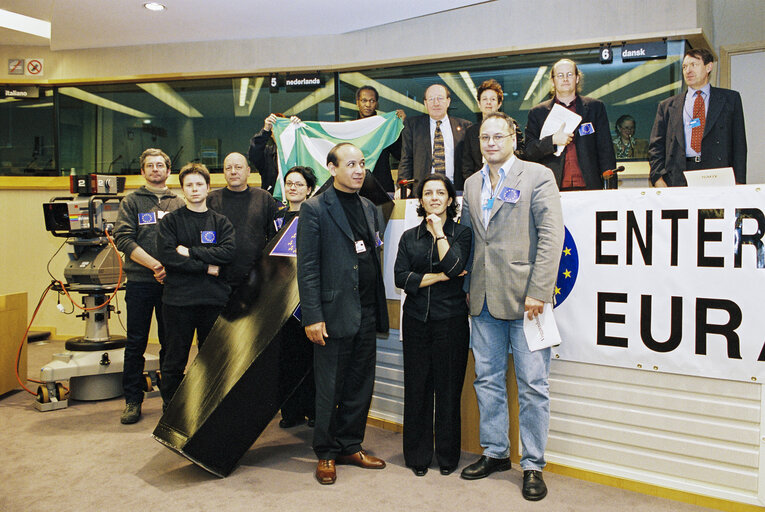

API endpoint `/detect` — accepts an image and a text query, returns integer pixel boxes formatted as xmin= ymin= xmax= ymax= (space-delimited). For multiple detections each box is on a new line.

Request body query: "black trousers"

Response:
xmin=160 ymin=303 xmax=222 ymax=405
xmin=279 ymin=316 xmax=315 ymax=422
xmin=402 ymin=312 xmax=469 ymax=469
xmin=312 ymin=304 xmax=377 ymax=460
xmin=123 ymin=281 xmax=165 ymax=404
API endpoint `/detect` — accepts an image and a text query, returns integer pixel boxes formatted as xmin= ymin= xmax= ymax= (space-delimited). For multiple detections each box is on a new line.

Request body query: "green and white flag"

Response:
xmin=271 ymin=111 xmax=404 ymax=201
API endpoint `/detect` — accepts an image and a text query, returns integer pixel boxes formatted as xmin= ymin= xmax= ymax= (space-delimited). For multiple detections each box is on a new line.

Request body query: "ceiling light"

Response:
xmin=0 ymin=8 xmax=51 ymax=39
xmin=143 ymin=3 xmax=166 ymax=12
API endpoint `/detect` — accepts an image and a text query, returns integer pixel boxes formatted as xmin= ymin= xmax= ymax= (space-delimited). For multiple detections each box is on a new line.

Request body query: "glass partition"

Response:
xmin=0 ymin=41 xmax=684 ymax=176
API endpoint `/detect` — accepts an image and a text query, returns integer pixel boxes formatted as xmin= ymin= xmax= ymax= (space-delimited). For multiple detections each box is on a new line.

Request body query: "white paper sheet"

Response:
xmin=523 ymin=303 xmax=562 ymax=351
xmin=684 ymin=167 xmax=736 ymax=187
xmin=540 ymin=104 xmax=582 ymax=157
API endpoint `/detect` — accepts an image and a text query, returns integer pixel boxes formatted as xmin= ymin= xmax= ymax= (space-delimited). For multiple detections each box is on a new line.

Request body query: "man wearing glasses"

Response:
xmin=207 ymin=152 xmax=280 ymax=297
xmin=525 ymin=59 xmax=615 ymax=191
xmin=460 ymin=112 xmax=563 ymax=501
xmin=397 ymin=83 xmax=471 ymax=196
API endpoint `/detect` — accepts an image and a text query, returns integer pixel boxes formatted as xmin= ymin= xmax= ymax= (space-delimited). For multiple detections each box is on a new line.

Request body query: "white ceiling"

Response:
xmin=0 ymin=0 xmax=489 ymax=50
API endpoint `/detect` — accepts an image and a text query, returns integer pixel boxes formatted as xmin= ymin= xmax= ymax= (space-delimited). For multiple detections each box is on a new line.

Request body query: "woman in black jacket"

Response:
xmin=276 ymin=166 xmax=318 ymax=428
xmin=394 ymin=174 xmax=472 ymax=477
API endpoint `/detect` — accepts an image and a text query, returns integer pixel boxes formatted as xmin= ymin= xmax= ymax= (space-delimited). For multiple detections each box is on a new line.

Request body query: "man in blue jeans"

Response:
xmin=114 ymin=148 xmax=184 ymax=424
xmin=460 ymin=113 xmax=563 ymax=501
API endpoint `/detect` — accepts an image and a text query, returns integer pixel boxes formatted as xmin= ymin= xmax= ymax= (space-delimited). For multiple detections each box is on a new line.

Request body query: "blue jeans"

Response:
xmin=123 ymin=281 xmax=165 ymax=404
xmin=470 ymin=300 xmax=551 ymax=471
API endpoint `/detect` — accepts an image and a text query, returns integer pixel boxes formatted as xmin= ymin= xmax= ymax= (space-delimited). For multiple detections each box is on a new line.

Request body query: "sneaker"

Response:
xmin=120 ymin=402 xmax=142 ymax=424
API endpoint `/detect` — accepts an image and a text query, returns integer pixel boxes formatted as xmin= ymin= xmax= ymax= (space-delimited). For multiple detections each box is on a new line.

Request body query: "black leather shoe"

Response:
xmin=522 ymin=470 xmax=547 ymax=501
xmin=460 ymin=455 xmax=511 ymax=480
xmin=439 ymin=466 xmax=456 ymax=476
xmin=411 ymin=466 xmax=428 ymax=477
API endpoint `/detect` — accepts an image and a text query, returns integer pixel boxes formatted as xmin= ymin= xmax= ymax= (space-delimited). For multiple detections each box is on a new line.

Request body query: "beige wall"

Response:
xmin=1 ymin=0 xmax=703 ymax=82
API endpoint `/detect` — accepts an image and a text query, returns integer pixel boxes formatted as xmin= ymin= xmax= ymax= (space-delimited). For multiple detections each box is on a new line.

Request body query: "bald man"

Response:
xmin=207 ymin=152 xmax=280 ymax=292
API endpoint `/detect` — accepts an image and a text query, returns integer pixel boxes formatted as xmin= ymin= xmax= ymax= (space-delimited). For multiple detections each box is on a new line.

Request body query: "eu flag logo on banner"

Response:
xmin=292 ymin=305 xmax=301 ymax=322
xmin=270 ymin=217 xmax=298 ymax=257
xmin=138 ymin=212 xmax=157 ymax=225
xmin=554 ymin=226 xmax=579 ymax=308
xmin=201 ymin=231 xmax=217 ymax=244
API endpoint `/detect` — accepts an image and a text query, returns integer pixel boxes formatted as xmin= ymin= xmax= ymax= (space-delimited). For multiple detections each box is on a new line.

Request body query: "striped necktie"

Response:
xmin=433 ymin=120 xmax=446 ymax=174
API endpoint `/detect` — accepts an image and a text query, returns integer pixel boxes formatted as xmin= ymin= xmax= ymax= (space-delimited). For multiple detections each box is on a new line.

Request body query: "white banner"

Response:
xmin=552 ymin=185 xmax=765 ymax=383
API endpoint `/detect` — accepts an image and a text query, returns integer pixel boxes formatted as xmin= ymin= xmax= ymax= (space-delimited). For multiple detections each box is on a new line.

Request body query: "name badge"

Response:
xmin=688 ymin=117 xmax=701 ymax=128
xmin=157 ymin=210 xmax=167 ymax=219
xmin=497 ymin=187 xmax=521 ymax=204
xmin=201 ymin=231 xmax=217 ymax=244
xmin=578 ymin=122 xmax=595 ymax=136
xmin=138 ymin=212 xmax=157 ymax=225
xmin=374 ymin=231 xmax=383 ymax=248
xmin=482 ymin=197 xmax=494 ymax=210
xmin=355 ymin=240 xmax=367 ymax=253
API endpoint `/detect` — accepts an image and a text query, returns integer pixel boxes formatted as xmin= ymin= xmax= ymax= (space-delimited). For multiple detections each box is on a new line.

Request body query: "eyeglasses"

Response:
xmin=225 ymin=165 xmax=246 ymax=172
xmin=479 ymin=133 xmax=512 ymax=144
xmin=285 ymin=181 xmax=306 ymax=189
xmin=555 ymin=72 xmax=575 ymax=80
xmin=425 ymin=96 xmax=447 ymax=104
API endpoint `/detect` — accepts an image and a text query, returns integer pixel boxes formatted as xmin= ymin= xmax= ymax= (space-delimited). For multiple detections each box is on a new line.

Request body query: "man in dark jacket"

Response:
xmin=297 ymin=143 xmax=389 ymax=485
xmin=525 ymin=59 xmax=616 ymax=190
xmin=114 ymin=148 xmax=184 ymax=424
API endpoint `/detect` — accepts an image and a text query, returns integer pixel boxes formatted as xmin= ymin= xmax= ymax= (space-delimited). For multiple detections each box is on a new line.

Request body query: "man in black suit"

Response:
xmin=397 ymin=83 xmax=472 ymax=196
xmin=356 ymin=85 xmax=405 ymax=193
xmin=525 ymin=59 xmax=616 ymax=190
xmin=296 ymin=142 xmax=389 ymax=485
xmin=648 ymin=48 xmax=747 ymax=186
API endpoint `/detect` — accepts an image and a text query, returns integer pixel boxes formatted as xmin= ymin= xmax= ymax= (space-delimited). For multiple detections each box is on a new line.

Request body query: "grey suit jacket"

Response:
xmin=461 ymin=158 xmax=564 ymax=320
xmin=648 ymin=86 xmax=747 ymax=186
xmin=398 ymin=114 xmax=472 ymax=191
xmin=296 ymin=186 xmax=389 ymax=338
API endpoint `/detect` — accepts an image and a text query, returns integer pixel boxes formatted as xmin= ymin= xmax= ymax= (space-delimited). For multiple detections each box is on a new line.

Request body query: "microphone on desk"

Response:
xmin=107 ymin=154 xmax=123 ymax=174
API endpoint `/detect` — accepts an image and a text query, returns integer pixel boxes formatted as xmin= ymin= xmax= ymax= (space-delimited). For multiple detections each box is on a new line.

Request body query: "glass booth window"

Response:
xmin=338 ymin=40 xmax=684 ymax=162
xmin=0 ymin=91 xmax=56 ymax=176
xmin=57 ymin=73 xmax=336 ymax=175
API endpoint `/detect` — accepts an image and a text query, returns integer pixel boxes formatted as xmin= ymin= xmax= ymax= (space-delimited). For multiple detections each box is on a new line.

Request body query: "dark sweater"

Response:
xmin=335 ymin=189 xmax=378 ymax=308
xmin=113 ymin=186 xmax=185 ymax=282
xmin=207 ymin=186 xmax=279 ymax=287
xmin=157 ymin=206 xmax=236 ymax=307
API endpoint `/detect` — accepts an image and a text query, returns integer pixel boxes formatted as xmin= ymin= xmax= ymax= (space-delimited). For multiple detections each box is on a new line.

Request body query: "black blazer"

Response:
xmin=525 ymin=96 xmax=616 ymax=190
xmin=648 ymin=86 xmax=747 ymax=186
xmin=461 ymin=123 xmax=483 ymax=183
xmin=296 ymin=186 xmax=389 ymax=338
xmin=398 ymin=114 xmax=472 ymax=192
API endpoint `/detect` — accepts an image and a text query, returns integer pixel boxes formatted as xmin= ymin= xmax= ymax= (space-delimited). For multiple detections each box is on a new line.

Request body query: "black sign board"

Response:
xmin=3 ymin=86 xmax=40 ymax=99
xmin=621 ymin=41 xmax=667 ymax=62
xmin=285 ymin=73 xmax=323 ymax=92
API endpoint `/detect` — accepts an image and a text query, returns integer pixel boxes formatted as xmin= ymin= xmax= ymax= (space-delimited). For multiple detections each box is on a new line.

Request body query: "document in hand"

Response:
xmin=523 ymin=303 xmax=562 ymax=351
xmin=540 ymin=104 xmax=582 ymax=157
xmin=684 ymin=167 xmax=736 ymax=187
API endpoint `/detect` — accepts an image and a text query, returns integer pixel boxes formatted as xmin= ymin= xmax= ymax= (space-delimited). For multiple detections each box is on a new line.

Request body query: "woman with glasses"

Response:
xmin=276 ymin=166 xmax=319 ymax=428
xmin=394 ymin=174 xmax=472 ymax=477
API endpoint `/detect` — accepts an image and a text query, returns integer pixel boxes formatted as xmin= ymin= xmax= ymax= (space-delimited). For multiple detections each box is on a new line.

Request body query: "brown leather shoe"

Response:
xmin=336 ymin=450 xmax=386 ymax=469
xmin=315 ymin=459 xmax=336 ymax=485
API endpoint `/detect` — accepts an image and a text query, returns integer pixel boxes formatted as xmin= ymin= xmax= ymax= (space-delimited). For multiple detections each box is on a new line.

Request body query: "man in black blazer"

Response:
xmin=296 ymin=143 xmax=389 ymax=485
xmin=648 ymin=48 xmax=747 ymax=186
xmin=397 ymin=83 xmax=471 ymax=195
xmin=525 ymin=59 xmax=616 ymax=190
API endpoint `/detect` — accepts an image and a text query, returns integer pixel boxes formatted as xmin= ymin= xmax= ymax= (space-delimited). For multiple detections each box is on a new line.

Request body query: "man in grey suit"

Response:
xmin=397 ymin=83 xmax=471 ymax=196
xmin=297 ymin=143 xmax=389 ymax=485
xmin=459 ymin=112 xmax=563 ymax=502
xmin=649 ymin=47 xmax=747 ymax=186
